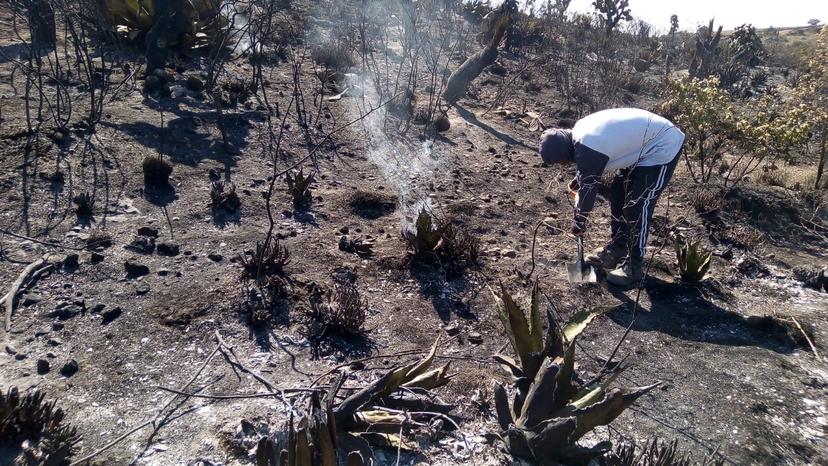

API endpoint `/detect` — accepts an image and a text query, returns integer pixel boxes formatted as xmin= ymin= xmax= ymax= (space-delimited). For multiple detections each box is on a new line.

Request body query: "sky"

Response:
xmin=511 ymin=0 xmax=828 ymax=32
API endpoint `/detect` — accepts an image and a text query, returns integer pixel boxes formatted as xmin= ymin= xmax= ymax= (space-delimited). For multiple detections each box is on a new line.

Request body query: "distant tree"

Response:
xmin=689 ymin=19 xmax=723 ymax=79
xmin=541 ymin=0 xmax=571 ymax=19
xmin=808 ymin=18 xmax=821 ymax=27
xmin=798 ymin=26 xmax=828 ymax=188
xmin=592 ymin=0 xmax=632 ymax=37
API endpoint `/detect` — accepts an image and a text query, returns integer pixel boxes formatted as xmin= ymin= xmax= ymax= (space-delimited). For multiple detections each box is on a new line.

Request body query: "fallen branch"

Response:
xmin=156 ymin=386 xmax=317 ymax=399
xmin=4 ymin=255 xmax=51 ymax=337
xmin=789 ymin=316 xmax=823 ymax=362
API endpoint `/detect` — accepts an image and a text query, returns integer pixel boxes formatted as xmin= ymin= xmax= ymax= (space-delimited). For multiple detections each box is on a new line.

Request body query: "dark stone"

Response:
xmin=138 ymin=226 xmax=159 ymax=238
xmin=157 ymin=268 xmax=171 ymax=276
xmin=339 ymin=226 xmax=349 ymax=234
xmin=185 ymin=76 xmax=204 ymax=92
xmin=60 ymin=359 xmax=79 ymax=377
xmin=207 ymin=253 xmax=223 ymax=262
xmin=5 ymin=344 xmax=17 ymax=355
xmin=126 ymin=236 xmax=156 ymax=254
xmin=34 ymin=329 xmax=49 ymax=337
xmin=22 ymin=293 xmax=44 ymax=306
xmin=48 ymin=304 xmax=82 ymax=320
xmin=37 ymin=358 xmax=50 ymax=374
xmin=63 ymin=254 xmax=79 ymax=268
xmin=467 ymin=332 xmax=483 ymax=344
xmin=101 ymin=307 xmax=122 ymax=325
xmin=90 ymin=252 xmax=105 ymax=264
xmin=157 ymin=243 xmax=180 ymax=256
xmin=90 ymin=303 xmax=105 ymax=314
xmin=125 ymin=260 xmax=150 ymax=278
xmin=135 ymin=283 xmax=151 ymax=295
xmin=52 ymin=322 xmax=64 ymax=331
xmin=14 ymin=353 xmax=26 ymax=361
xmin=47 ymin=338 xmax=62 ymax=346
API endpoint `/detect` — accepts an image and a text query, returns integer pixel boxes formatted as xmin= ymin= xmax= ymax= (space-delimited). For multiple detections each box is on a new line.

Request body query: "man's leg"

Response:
xmin=607 ymin=156 xmax=679 ymax=286
xmin=586 ymin=170 xmax=628 ymax=268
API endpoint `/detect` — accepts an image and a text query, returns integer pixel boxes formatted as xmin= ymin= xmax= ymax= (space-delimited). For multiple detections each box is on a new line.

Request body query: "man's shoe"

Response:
xmin=585 ymin=245 xmax=626 ymax=269
xmin=607 ymin=261 xmax=645 ymax=288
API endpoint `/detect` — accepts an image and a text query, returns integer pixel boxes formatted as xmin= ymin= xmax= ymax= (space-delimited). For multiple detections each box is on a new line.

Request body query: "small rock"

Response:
xmin=502 ymin=249 xmax=518 ymax=258
xmin=157 ymin=243 xmax=180 ymax=256
xmin=339 ymin=226 xmax=350 ymax=234
xmin=185 ymin=76 xmax=204 ymax=92
xmin=60 ymin=359 xmax=79 ymax=377
xmin=90 ymin=303 xmax=105 ymax=314
xmin=37 ymin=358 xmax=50 ymax=374
xmin=47 ymin=338 xmax=62 ymax=346
xmin=46 ymin=352 xmax=57 ymax=358
xmin=14 ymin=353 xmax=26 ymax=361
xmin=90 ymin=252 xmax=105 ymax=264
xmin=126 ymin=236 xmax=156 ymax=254
xmin=468 ymin=332 xmax=483 ymax=344
xmin=52 ymin=322 xmax=64 ymax=331
xmin=101 ymin=307 xmax=122 ymax=325
xmin=48 ymin=304 xmax=83 ymax=320
xmin=137 ymin=226 xmax=159 ymax=238
xmin=22 ymin=293 xmax=43 ymax=306
xmin=5 ymin=343 xmax=17 ymax=355
xmin=157 ymin=268 xmax=171 ymax=276
xmin=34 ymin=329 xmax=49 ymax=337
xmin=135 ymin=283 xmax=151 ymax=295
xmin=444 ymin=323 xmax=461 ymax=336
xmin=207 ymin=253 xmax=223 ymax=262
xmin=63 ymin=253 xmax=79 ymax=268
xmin=125 ymin=260 xmax=150 ymax=278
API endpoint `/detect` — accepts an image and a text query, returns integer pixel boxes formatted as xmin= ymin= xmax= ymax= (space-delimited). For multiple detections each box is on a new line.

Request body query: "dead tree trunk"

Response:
xmin=441 ymin=15 xmax=509 ymax=105
xmin=27 ymin=0 xmax=56 ymax=53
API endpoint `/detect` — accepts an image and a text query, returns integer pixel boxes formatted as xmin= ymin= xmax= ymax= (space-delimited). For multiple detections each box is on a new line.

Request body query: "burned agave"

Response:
xmin=257 ymin=339 xmax=454 ymax=465
xmin=241 ymin=239 xmax=291 ymax=279
xmin=673 ymin=234 xmax=711 ymax=284
xmin=286 ymin=168 xmax=315 ymax=207
xmin=0 ymin=387 xmax=81 ymax=465
xmin=308 ymin=282 xmax=368 ymax=335
xmin=606 ymin=438 xmax=724 ymax=466
xmin=403 ymin=208 xmax=479 ymax=269
xmin=210 ymin=180 xmax=241 ymax=212
xmin=490 ymin=282 xmax=659 ymax=463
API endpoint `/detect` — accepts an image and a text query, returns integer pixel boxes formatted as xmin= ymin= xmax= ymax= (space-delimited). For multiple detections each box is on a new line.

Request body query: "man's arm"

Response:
xmin=572 ymin=143 xmax=609 ymax=234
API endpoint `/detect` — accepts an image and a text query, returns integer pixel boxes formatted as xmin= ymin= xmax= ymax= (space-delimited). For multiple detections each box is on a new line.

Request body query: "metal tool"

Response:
xmin=567 ymin=236 xmax=597 ymax=283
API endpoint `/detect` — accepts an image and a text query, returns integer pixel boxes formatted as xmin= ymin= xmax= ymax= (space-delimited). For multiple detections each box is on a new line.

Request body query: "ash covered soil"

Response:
xmin=1 ymin=5 xmax=828 ymax=466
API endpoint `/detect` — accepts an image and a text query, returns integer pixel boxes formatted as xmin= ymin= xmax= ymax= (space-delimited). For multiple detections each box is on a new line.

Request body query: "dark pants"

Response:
xmin=608 ymin=154 xmax=679 ymax=262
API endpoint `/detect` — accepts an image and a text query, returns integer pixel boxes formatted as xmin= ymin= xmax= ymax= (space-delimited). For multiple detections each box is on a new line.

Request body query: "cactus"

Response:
xmin=689 ymin=19 xmax=723 ymax=79
xmin=674 ymin=235 xmax=712 ymax=284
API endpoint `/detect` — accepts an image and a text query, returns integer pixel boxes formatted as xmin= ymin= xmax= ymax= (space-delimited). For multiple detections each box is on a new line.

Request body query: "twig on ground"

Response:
xmin=788 ymin=316 xmax=823 ymax=362
xmin=156 ymin=386 xmax=318 ymax=399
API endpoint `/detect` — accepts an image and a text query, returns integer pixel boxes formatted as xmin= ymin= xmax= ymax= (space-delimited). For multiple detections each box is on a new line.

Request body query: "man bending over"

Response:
xmin=539 ymin=108 xmax=685 ymax=287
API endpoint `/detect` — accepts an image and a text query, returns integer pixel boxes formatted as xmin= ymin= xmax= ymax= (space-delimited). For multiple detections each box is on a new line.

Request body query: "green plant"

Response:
xmin=72 ymin=192 xmax=94 ymax=217
xmin=308 ymin=282 xmax=368 ymax=336
xmin=286 ymin=168 xmax=315 ymax=207
xmin=673 ymin=235 xmax=712 ymax=284
xmin=490 ymin=283 xmax=658 ymax=464
xmin=797 ymin=26 xmax=828 ymax=189
xmin=142 ymin=155 xmax=173 ymax=187
xmin=241 ymin=239 xmax=291 ymax=279
xmin=0 ymin=387 xmax=81 ymax=465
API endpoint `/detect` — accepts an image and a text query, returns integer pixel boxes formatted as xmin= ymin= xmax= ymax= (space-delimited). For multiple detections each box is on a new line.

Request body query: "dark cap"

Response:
xmin=538 ymin=128 xmax=574 ymax=164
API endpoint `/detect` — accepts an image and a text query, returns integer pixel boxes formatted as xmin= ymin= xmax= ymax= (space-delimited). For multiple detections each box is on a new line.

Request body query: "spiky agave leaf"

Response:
xmin=402 ymin=362 xmax=453 ymax=390
xmin=674 ymin=236 xmax=712 ymax=284
xmin=491 ymin=282 xmax=544 ymax=378
xmin=568 ymin=384 xmax=662 ymax=441
xmin=561 ymin=307 xmax=611 ymax=343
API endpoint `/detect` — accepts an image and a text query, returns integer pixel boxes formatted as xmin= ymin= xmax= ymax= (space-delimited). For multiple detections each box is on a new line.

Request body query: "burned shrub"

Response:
xmin=210 ymin=180 xmax=241 ymax=212
xmin=240 ymin=239 xmax=291 ymax=279
xmin=490 ymin=282 xmax=658 ymax=464
xmin=142 ymin=155 xmax=173 ymax=188
xmin=72 ymin=192 xmax=94 ymax=217
xmin=339 ymin=235 xmax=374 ymax=257
xmin=606 ymin=438 xmax=724 ymax=466
xmin=688 ymin=188 xmax=723 ymax=216
xmin=285 ymin=168 xmax=315 ymax=207
xmin=307 ymin=282 xmax=368 ymax=336
xmin=0 ymin=387 xmax=81 ymax=465
xmin=311 ymin=39 xmax=356 ymax=72
xmin=403 ymin=208 xmax=480 ymax=271
xmin=239 ymin=278 xmax=288 ymax=327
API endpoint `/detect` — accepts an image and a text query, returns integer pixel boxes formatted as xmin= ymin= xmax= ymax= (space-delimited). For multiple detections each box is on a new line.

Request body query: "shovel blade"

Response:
xmin=567 ymin=260 xmax=597 ymax=283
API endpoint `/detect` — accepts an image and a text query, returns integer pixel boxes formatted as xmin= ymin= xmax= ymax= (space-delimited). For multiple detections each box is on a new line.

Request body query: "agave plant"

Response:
xmin=402 ymin=208 xmax=448 ymax=261
xmin=606 ymin=438 xmax=725 ymax=466
xmin=0 ymin=387 xmax=81 ymax=465
xmin=673 ymin=235 xmax=712 ymax=284
xmin=257 ymin=338 xmax=453 ymax=465
xmin=490 ymin=282 xmax=660 ymax=464
xmin=286 ymin=169 xmax=316 ymax=207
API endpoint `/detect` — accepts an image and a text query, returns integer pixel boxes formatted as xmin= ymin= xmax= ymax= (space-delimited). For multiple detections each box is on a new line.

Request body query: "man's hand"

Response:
xmin=567 ymin=178 xmax=579 ymax=200
xmin=571 ymin=221 xmax=586 ymax=237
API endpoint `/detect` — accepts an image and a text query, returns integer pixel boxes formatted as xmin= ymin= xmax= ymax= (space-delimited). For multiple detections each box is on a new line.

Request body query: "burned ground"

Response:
xmin=1 ymin=2 xmax=827 ymax=466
